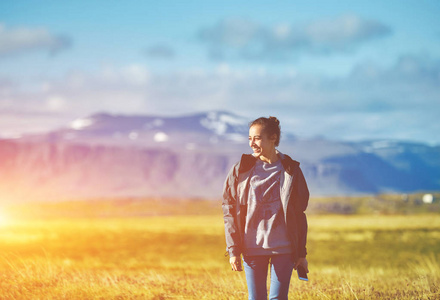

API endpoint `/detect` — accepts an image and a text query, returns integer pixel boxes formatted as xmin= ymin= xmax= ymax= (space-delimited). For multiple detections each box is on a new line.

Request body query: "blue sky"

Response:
xmin=1 ymin=0 xmax=440 ymax=144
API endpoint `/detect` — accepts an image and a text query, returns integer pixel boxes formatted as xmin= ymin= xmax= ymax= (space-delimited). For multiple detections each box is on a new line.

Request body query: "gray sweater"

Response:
xmin=244 ymin=159 xmax=292 ymax=256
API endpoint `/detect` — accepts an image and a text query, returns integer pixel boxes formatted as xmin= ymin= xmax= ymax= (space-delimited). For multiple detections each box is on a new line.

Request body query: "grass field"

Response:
xmin=0 ymin=198 xmax=439 ymax=299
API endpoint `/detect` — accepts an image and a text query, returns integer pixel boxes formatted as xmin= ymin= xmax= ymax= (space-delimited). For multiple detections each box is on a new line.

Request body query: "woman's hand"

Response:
xmin=294 ymin=257 xmax=309 ymax=273
xmin=230 ymin=256 xmax=243 ymax=271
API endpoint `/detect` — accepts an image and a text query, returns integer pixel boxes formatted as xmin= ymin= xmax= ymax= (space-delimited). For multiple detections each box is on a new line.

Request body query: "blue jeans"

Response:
xmin=243 ymin=254 xmax=295 ymax=300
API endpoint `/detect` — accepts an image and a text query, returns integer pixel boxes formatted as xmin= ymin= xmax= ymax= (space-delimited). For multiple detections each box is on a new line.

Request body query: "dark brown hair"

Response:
xmin=249 ymin=116 xmax=281 ymax=146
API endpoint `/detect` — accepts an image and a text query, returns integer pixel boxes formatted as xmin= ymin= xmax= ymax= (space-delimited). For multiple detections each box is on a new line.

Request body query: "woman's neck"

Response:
xmin=259 ymin=149 xmax=278 ymax=164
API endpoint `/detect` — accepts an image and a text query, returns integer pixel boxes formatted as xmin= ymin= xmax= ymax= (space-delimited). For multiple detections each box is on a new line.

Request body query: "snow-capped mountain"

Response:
xmin=0 ymin=111 xmax=439 ymax=202
xmin=40 ymin=111 xmax=250 ymax=148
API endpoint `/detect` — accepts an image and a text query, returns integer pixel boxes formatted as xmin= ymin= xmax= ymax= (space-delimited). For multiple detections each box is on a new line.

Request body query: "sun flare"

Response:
xmin=0 ymin=208 xmax=10 ymax=226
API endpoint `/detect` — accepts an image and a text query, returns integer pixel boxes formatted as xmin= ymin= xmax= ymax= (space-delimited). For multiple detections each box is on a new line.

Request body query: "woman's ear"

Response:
xmin=270 ymin=134 xmax=277 ymax=142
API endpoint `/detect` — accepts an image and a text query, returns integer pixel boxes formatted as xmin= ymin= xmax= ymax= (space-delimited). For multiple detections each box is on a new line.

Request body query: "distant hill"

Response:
xmin=0 ymin=111 xmax=439 ymax=202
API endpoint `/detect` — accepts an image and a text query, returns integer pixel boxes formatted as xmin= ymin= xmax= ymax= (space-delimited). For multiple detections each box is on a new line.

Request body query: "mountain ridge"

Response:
xmin=1 ymin=110 xmax=439 ymax=202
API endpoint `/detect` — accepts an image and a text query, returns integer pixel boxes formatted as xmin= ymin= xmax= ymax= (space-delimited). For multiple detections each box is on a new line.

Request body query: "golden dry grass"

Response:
xmin=0 ymin=200 xmax=439 ymax=299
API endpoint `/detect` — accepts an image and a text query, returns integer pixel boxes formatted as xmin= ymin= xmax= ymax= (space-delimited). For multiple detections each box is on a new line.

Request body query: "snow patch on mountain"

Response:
xmin=144 ymin=118 xmax=164 ymax=129
xmin=71 ymin=118 xmax=93 ymax=130
xmin=200 ymin=111 xmax=247 ymax=136
xmin=154 ymin=132 xmax=169 ymax=142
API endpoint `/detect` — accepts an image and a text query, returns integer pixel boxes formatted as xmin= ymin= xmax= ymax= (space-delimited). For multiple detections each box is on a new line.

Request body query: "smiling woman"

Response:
xmin=222 ymin=116 xmax=310 ymax=300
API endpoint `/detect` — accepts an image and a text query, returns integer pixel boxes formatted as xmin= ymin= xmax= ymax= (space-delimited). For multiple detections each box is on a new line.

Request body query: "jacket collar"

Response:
xmin=239 ymin=150 xmax=299 ymax=176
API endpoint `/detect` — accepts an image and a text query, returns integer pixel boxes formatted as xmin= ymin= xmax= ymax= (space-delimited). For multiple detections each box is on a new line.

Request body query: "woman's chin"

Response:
xmin=252 ymin=151 xmax=262 ymax=157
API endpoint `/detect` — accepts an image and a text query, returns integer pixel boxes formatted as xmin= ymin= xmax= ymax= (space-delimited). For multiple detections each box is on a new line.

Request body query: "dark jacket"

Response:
xmin=222 ymin=151 xmax=309 ymax=262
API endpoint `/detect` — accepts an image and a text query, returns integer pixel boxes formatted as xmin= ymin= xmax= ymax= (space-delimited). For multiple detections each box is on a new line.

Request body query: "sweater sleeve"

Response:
xmin=222 ymin=163 xmax=242 ymax=257
xmin=293 ymin=166 xmax=309 ymax=258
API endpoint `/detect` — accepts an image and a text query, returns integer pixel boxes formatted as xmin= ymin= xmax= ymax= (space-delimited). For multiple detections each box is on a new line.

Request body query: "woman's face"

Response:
xmin=249 ymin=124 xmax=276 ymax=158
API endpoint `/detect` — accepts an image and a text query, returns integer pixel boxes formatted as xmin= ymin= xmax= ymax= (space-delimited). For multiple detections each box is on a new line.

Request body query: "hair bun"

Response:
xmin=269 ymin=116 xmax=280 ymax=125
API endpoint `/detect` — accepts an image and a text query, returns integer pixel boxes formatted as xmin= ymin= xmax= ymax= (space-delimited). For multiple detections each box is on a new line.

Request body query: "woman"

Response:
xmin=222 ymin=116 xmax=309 ymax=300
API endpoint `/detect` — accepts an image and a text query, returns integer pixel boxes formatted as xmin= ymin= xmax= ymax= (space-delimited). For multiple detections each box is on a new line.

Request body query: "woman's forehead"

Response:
xmin=249 ymin=124 xmax=264 ymax=135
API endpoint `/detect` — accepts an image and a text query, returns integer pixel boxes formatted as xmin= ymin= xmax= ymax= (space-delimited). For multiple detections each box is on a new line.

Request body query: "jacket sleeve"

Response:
xmin=293 ymin=166 xmax=309 ymax=258
xmin=222 ymin=163 xmax=242 ymax=257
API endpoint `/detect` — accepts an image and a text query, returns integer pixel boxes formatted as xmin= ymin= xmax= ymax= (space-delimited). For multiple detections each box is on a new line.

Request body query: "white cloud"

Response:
xmin=1 ymin=55 xmax=439 ymax=144
xmin=121 ymin=65 xmax=151 ymax=85
xmin=0 ymin=23 xmax=72 ymax=57
xmin=144 ymin=44 xmax=175 ymax=59
xmin=304 ymin=14 xmax=389 ymax=46
xmin=198 ymin=14 xmax=391 ymax=61
xmin=96 ymin=64 xmax=150 ymax=86
xmin=0 ymin=64 xmax=151 ymax=126
xmin=46 ymin=95 xmax=67 ymax=112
